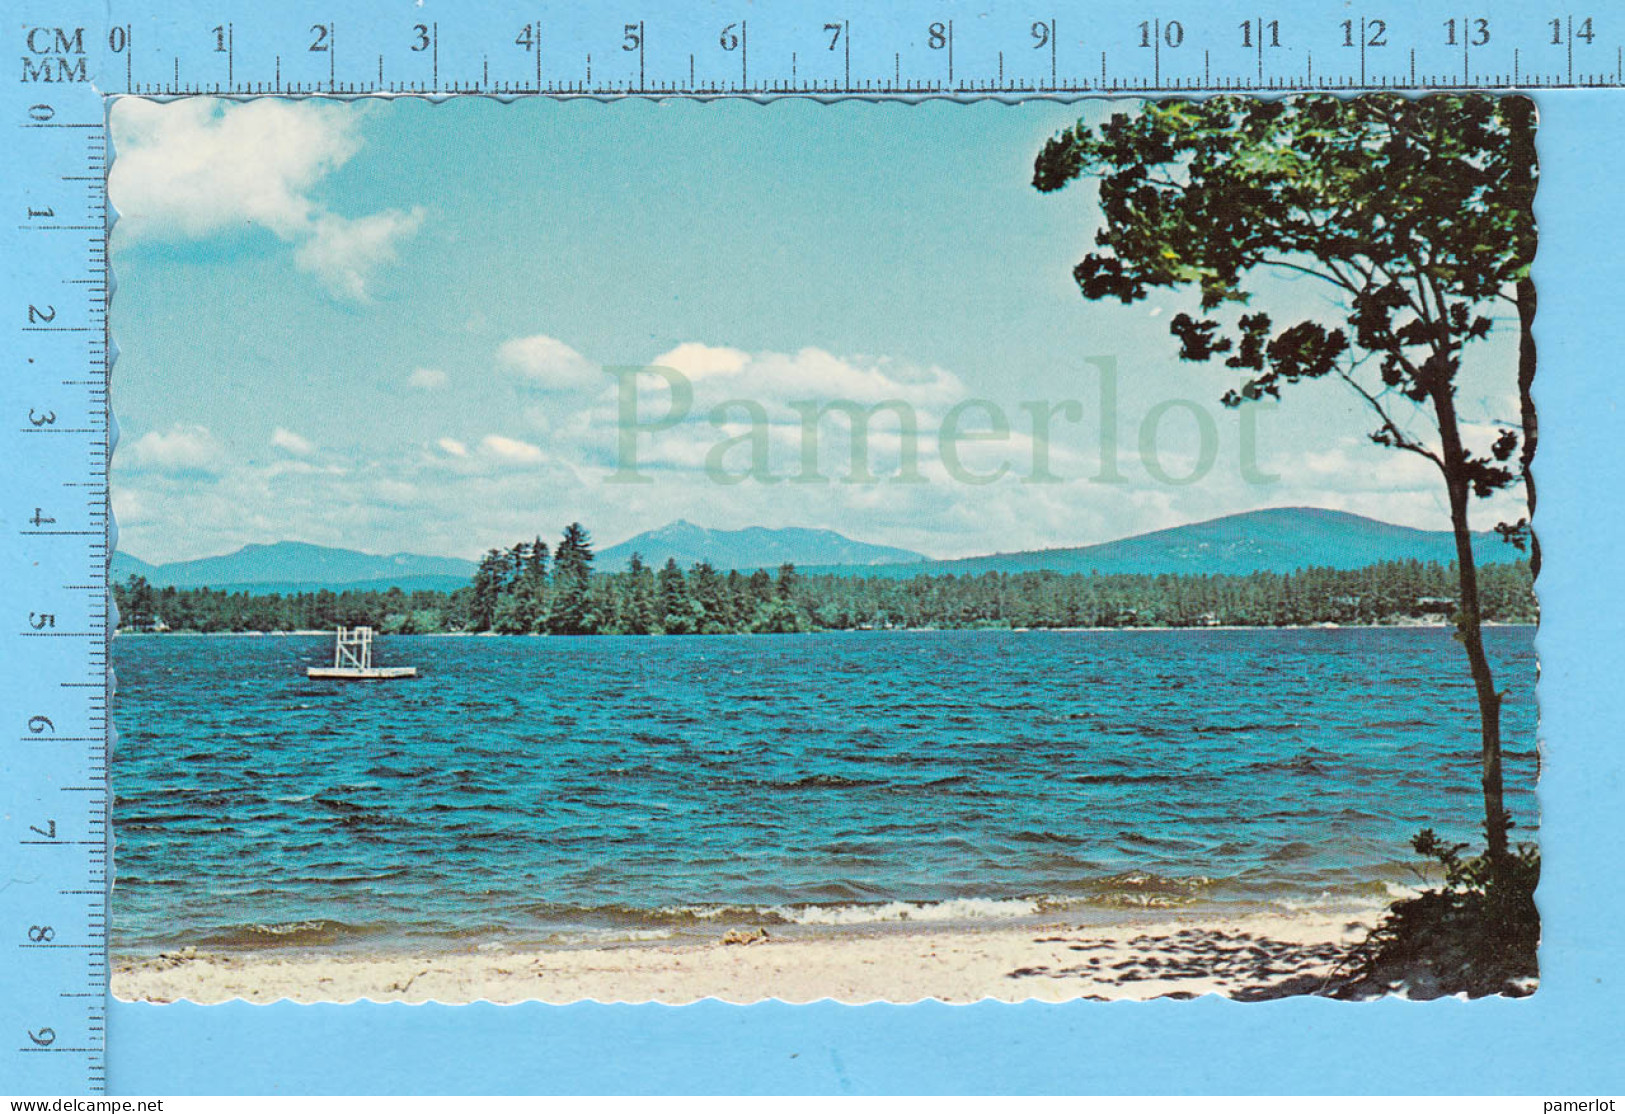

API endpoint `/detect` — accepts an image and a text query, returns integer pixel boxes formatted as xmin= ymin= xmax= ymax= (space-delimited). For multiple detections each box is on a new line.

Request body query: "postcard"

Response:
xmin=103 ymin=93 xmax=1539 ymax=1010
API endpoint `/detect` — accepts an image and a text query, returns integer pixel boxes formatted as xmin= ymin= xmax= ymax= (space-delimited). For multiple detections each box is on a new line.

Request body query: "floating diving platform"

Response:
xmin=307 ymin=625 xmax=417 ymax=680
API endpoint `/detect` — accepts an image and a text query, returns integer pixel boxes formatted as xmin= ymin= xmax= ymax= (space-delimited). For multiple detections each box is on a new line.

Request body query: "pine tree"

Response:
xmin=492 ymin=593 xmax=531 ymax=634
xmin=747 ymin=569 xmax=774 ymax=609
xmin=119 ymin=574 xmax=156 ymax=630
xmin=470 ymin=549 xmax=504 ymax=631
xmin=619 ymin=552 xmax=659 ymax=635
xmin=512 ymin=537 xmax=550 ymax=632
xmin=688 ymin=561 xmax=728 ymax=633
xmin=750 ymin=562 xmax=806 ymax=633
xmin=547 ymin=522 xmax=596 ymax=635
xmin=656 ymin=557 xmax=696 ymax=634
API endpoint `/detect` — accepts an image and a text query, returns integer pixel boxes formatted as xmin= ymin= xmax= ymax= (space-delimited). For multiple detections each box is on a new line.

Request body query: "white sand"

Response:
xmin=113 ymin=906 xmax=1379 ymax=1005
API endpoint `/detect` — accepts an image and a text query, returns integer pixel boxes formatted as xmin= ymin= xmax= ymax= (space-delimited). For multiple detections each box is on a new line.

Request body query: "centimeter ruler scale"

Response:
xmin=94 ymin=8 xmax=1625 ymax=96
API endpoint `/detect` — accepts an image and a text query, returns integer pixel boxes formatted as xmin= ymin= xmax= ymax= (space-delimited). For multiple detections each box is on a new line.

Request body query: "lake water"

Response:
xmin=110 ymin=628 xmax=1538 ymax=952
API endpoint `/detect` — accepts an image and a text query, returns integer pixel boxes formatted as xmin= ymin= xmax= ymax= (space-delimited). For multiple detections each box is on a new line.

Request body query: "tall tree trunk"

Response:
xmin=1433 ymin=387 xmax=1509 ymax=864
xmin=1517 ymin=276 xmax=1539 ymax=578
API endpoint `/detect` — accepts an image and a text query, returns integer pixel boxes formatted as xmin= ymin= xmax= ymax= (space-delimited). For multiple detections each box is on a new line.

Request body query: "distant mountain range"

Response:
xmin=113 ymin=508 xmax=1523 ymax=594
xmin=868 ymin=507 xmax=1518 ymax=579
xmin=596 ymin=520 xmax=925 ymax=573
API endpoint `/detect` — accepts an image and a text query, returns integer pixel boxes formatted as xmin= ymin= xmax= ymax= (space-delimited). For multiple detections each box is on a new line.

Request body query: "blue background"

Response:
xmin=4 ymin=0 xmax=1623 ymax=1094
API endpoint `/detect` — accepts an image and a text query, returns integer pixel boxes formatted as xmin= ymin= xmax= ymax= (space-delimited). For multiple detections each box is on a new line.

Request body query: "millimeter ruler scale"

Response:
xmin=1 ymin=0 xmax=1621 ymax=1096
xmin=2 ymin=34 xmax=112 ymax=1097
xmin=74 ymin=5 xmax=1625 ymax=97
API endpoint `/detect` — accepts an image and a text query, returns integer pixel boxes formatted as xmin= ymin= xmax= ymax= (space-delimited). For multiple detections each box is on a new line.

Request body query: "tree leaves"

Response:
xmin=1169 ymin=312 xmax=1231 ymax=360
xmin=1034 ymin=93 xmax=1537 ymax=500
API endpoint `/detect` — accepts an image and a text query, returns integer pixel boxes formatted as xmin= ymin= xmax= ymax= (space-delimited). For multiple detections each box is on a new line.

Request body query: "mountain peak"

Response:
xmin=600 ymin=523 xmax=926 ymax=573
xmin=904 ymin=506 xmax=1516 ymax=578
xmin=112 ymin=507 xmax=1520 ymax=595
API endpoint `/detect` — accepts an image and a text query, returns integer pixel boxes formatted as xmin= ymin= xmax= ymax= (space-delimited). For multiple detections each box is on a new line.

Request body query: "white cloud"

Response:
xmin=122 ymin=424 xmax=223 ymax=474
xmin=1297 ymin=437 xmax=1440 ymax=491
xmin=409 ymin=367 xmax=449 ymax=390
xmin=294 ymin=208 xmax=425 ymax=300
xmin=649 ymin=345 xmax=966 ymax=409
xmin=479 ymin=434 xmax=546 ymax=464
xmin=575 ymin=344 xmax=970 ymax=481
xmin=110 ymin=332 xmax=1524 ymax=567
xmin=496 ymin=334 xmax=599 ymax=391
xmin=522 ymin=405 xmax=553 ymax=433
xmin=114 ymin=449 xmax=584 ymax=565
xmin=109 ymin=99 xmax=351 ymax=239
xmin=108 ymin=99 xmax=422 ymax=300
xmin=270 ymin=427 xmax=314 ymax=455
xmin=110 ymin=487 xmax=150 ymax=528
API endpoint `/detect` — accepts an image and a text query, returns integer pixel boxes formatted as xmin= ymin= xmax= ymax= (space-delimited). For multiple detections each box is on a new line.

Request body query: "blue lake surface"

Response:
xmin=110 ymin=628 xmax=1538 ymax=952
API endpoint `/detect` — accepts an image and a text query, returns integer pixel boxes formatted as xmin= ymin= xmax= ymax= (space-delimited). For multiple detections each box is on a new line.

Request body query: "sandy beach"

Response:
xmin=113 ymin=906 xmax=1379 ymax=1005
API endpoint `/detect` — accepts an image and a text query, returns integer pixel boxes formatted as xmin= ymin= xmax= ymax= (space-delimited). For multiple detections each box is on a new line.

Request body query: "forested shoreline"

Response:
xmin=114 ymin=523 xmax=1537 ymax=635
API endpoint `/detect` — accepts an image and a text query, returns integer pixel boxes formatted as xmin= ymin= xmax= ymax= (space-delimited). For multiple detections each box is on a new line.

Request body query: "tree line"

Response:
xmin=114 ymin=523 xmax=1536 ymax=635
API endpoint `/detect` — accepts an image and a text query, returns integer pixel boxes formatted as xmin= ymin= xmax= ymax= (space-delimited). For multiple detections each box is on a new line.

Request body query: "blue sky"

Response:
xmin=109 ymin=96 xmax=1525 ymax=563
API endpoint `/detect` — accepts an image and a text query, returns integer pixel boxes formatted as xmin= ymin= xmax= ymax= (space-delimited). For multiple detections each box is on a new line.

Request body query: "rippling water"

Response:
xmin=110 ymin=628 xmax=1538 ymax=952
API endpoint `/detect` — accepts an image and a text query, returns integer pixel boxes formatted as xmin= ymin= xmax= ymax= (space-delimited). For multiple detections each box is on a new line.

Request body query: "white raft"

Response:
xmin=307 ymin=625 xmax=417 ymax=680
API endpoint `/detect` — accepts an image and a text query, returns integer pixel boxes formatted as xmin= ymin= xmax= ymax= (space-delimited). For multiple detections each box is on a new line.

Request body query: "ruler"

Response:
xmin=0 ymin=0 xmax=1620 ymax=1097
xmin=97 ymin=6 xmax=1625 ymax=96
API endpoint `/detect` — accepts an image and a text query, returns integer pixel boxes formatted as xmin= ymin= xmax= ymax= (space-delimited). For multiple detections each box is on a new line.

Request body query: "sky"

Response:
xmin=107 ymin=96 xmax=1528 ymax=564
